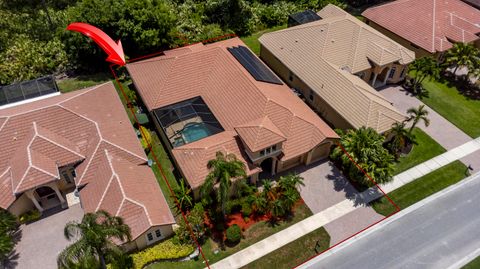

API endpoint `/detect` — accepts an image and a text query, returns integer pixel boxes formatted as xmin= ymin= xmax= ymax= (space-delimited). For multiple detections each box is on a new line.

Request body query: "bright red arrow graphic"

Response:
xmin=66 ymin=22 xmax=126 ymax=66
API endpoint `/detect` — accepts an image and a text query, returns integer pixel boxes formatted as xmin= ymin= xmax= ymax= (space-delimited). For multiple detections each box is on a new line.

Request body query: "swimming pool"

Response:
xmin=182 ymin=122 xmax=211 ymax=143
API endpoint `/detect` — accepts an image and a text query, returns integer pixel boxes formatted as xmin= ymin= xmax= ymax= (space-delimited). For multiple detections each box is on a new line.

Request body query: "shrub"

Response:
xmin=226 ymin=224 xmax=241 ymax=244
xmin=19 ymin=209 xmax=41 ymax=224
xmin=174 ymin=203 xmax=206 ymax=244
xmin=131 ymin=238 xmax=194 ymax=268
xmin=241 ymin=202 xmax=252 ymax=218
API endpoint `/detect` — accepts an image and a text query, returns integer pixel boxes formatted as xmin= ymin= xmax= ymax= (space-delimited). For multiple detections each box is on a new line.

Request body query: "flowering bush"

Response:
xmin=131 ymin=238 xmax=194 ymax=268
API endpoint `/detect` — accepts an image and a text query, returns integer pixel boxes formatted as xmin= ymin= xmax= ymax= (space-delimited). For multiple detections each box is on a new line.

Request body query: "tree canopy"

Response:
xmin=0 ymin=0 xmax=348 ymax=84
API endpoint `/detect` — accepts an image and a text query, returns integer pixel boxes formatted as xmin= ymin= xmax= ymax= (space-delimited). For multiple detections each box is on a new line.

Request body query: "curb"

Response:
xmin=299 ymin=171 xmax=480 ymax=268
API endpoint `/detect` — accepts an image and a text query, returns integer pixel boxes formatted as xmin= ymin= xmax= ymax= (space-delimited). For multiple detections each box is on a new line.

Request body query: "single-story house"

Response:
xmin=362 ymin=0 xmax=480 ymax=59
xmin=126 ymin=38 xmax=339 ymax=196
xmin=259 ymin=4 xmax=411 ymax=133
xmin=0 ymin=82 xmax=174 ymax=251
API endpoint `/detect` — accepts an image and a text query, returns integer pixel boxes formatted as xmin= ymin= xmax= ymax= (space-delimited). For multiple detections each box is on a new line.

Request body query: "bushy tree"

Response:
xmin=331 ymin=127 xmax=395 ymax=187
xmin=204 ymin=0 xmax=255 ymax=35
xmin=0 ymin=209 xmax=17 ymax=266
xmin=174 ymin=203 xmax=206 ymax=244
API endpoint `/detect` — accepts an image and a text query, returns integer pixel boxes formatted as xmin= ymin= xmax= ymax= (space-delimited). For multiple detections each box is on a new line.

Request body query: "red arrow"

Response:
xmin=66 ymin=22 xmax=126 ymax=66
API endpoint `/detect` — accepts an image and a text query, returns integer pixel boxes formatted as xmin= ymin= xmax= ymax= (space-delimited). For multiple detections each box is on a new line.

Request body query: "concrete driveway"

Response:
xmin=291 ymin=161 xmax=384 ymax=246
xmin=379 ymin=85 xmax=480 ymax=173
xmin=13 ymin=204 xmax=83 ymax=269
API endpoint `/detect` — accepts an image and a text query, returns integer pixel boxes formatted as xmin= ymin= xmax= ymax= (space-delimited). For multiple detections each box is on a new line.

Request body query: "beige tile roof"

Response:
xmin=362 ymin=0 xmax=480 ymax=53
xmin=0 ymin=82 xmax=174 ymax=238
xmin=127 ymin=38 xmax=338 ymax=189
xmin=234 ymin=116 xmax=286 ymax=152
xmin=259 ymin=5 xmax=409 ymax=133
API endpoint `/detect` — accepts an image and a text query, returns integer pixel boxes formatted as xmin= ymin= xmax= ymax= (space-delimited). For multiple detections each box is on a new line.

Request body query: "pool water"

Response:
xmin=182 ymin=122 xmax=211 ymax=143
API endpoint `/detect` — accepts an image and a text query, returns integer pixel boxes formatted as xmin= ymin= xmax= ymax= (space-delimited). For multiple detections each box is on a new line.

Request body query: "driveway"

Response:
xmin=379 ymin=86 xmax=480 ymax=173
xmin=13 ymin=204 xmax=83 ymax=269
xmin=291 ymin=161 xmax=384 ymax=246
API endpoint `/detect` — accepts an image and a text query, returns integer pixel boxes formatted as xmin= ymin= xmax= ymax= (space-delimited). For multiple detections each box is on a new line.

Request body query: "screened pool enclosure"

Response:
xmin=153 ymin=97 xmax=224 ymax=148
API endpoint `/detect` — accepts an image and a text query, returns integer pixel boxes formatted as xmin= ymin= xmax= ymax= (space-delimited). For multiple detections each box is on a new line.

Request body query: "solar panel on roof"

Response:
xmin=227 ymin=46 xmax=283 ymax=85
xmin=0 ymin=76 xmax=58 ymax=106
xmin=288 ymin=10 xmax=322 ymax=27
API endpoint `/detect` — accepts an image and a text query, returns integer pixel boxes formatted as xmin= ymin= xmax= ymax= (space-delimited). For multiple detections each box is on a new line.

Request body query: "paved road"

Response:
xmin=300 ymin=172 xmax=480 ymax=269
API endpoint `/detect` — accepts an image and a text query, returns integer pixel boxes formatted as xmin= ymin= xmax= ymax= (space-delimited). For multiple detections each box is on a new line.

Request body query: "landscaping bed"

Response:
xmin=372 ymin=161 xmax=468 ymax=216
xmin=243 ymin=227 xmax=330 ymax=269
xmin=393 ymin=128 xmax=446 ymax=175
xmin=146 ymin=203 xmax=313 ymax=269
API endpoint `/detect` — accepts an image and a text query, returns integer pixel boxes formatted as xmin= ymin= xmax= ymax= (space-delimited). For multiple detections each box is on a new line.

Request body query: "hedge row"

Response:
xmin=131 ymin=238 xmax=194 ymax=269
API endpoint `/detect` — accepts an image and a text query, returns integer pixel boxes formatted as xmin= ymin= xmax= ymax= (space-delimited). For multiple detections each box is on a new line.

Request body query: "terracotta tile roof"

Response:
xmin=127 ymin=38 xmax=338 ymax=189
xmin=0 ymin=82 xmax=174 ymax=237
xmin=362 ymin=0 xmax=480 ymax=53
xmin=259 ymin=5 xmax=409 ymax=133
xmin=235 ymin=116 xmax=286 ymax=152
xmin=80 ymin=150 xmax=174 ymax=240
xmin=172 ymin=131 xmax=261 ymax=189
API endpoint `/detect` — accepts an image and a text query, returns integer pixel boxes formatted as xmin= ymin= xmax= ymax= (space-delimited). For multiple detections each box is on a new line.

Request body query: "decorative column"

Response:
xmin=382 ymin=68 xmax=391 ymax=86
xmin=49 ymin=183 xmax=67 ymax=208
xmin=26 ymin=190 xmax=44 ymax=213
xmin=271 ymin=158 xmax=277 ymax=176
xmin=370 ymin=73 xmax=378 ymax=87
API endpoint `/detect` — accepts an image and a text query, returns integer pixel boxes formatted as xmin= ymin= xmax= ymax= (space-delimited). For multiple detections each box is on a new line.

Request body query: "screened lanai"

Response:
xmin=152 ymin=97 xmax=224 ymax=148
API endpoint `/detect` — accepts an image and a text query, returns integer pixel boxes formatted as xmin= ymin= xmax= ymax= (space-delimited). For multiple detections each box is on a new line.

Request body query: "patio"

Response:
xmin=12 ymin=204 xmax=83 ymax=269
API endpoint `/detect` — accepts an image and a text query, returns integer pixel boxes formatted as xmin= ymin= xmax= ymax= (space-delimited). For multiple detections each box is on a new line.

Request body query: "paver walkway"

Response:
xmin=379 ymin=86 xmax=480 ymax=173
xmin=208 ymin=137 xmax=480 ymax=269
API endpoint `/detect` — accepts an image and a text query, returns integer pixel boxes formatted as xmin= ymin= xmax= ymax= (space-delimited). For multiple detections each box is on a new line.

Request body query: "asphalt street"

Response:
xmin=299 ymin=172 xmax=480 ymax=269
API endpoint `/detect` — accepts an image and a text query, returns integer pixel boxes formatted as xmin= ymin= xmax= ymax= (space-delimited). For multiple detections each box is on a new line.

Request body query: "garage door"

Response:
xmin=311 ymin=143 xmax=331 ymax=162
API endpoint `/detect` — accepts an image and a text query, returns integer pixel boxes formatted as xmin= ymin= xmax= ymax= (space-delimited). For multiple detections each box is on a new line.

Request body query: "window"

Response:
xmin=357 ymin=72 xmax=366 ymax=80
xmin=260 ymin=145 xmax=278 ymax=156
xmin=388 ymin=66 xmax=396 ymax=79
xmin=399 ymin=67 xmax=407 ymax=78
xmin=155 ymin=229 xmax=162 ymax=238
xmin=61 ymin=167 xmax=76 ymax=184
xmin=147 ymin=233 xmax=153 ymax=241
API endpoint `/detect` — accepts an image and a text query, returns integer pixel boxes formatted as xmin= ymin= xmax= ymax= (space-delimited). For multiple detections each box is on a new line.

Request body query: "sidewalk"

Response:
xmin=208 ymin=137 xmax=480 ymax=269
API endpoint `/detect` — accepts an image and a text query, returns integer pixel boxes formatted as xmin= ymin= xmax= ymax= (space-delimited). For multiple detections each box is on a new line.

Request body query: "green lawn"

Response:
xmin=147 ymin=204 xmax=313 ymax=269
xmin=56 ymin=72 xmax=111 ymax=93
xmin=393 ymin=128 xmax=446 ymax=175
xmin=462 ymin=255 xmax=480 ymax=269
xmin=241 ymin=25 xmax=287 ymax=55
xmin=243 ymin=227 xmax=330 ymax=269
xmin=419 ymin=78 xmax=480 ymax=138
xmin=372 ymin=161 xmax=468 ymax=216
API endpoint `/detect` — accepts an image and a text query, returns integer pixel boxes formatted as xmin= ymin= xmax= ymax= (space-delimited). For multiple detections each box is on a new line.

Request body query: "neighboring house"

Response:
xmin=0 ymin=82 xmax=174 ymax=251
xmin=362 ymin=0 xmax=480 ymax=59
xmin=259 ymin=4 xmax=411 ymax=133
xmin=126 ymin=38 xmax=339 ymax=197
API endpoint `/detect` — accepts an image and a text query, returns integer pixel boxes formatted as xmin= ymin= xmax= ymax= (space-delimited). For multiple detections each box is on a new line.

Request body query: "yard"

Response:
xmin=240 ymin=25 xmax=287 ymax=55
xmin=393 ymin=128 xmax=446 ymax=175
xmin=372 ymin=160 xmax=468 ymax=216
xmin=417 ymin=77 xmax=480 ymax=138
xmin=462 ymin=255 xmax=480 ymax=269
xmin=243 ymin=227 xmax=330 ymax=269
xmin=56 ymin=72 xmax=110 ymax=93
xmin=146 ymin=203 xmax=313 ymax=269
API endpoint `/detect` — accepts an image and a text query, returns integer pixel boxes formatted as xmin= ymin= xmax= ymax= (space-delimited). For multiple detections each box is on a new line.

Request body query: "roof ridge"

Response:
xmin=35 ymin=126 xmax=85 ymax=159
xmin=13 ymin=126 xmax=37 ymax=193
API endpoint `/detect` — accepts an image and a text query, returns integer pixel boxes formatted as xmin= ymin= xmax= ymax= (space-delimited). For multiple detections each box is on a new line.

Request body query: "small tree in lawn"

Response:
xmin=200 ymin=152 xmax=246 ymax=222
xmin=444 ymin=43 xmax=478 ymax=76
xmin=408 ymin=57 xmax=440 ymax=93
xmin=406 ymin=105 xmax=430 ymax=134
xmin=385 ymin=122 xmax=413 ymax=159
xmin=57 ymin=210 xmax=131 ymax=269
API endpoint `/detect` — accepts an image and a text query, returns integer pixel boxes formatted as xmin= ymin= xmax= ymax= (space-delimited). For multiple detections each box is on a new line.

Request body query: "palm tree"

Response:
xmin=385 ymin=122 xmax=412 ymax=158
xmin=0 ymin=209 xmax=17 ymax=266
xmin=278 ymin=174 xmax=305 ymax=191
xmin=200 ymin=152 xmax=246 ymax=219
xmin=330 ymin=127 xmax=395 ymax=186
xmin=445 ymin=43 xmax=478 ymax=75
xmin=408 ymin=57 xmax=440 ymax=91
xmin=172 ymin=180 xmax=193 ymax=212
xmin=57 ymin=210 xmax=131 ymax=269
xmin=249 ymin=193 xmax=267 ymax=215
xmin=406 ymin=105 xmax=430 ymax=134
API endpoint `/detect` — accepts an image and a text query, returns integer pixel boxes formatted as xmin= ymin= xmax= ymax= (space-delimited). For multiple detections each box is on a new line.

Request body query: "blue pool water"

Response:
xmin=182 ymin=122 xmax=211 ymax=143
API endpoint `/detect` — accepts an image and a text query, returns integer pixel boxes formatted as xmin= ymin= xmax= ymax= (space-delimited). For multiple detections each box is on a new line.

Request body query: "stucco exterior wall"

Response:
xmin=123 ymin=225 xmax=174 ymax=252
xmin=260 ymin=45 xmax=353 ymax=131
xmin=8 ymin=194 xmax=34 ymax=216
